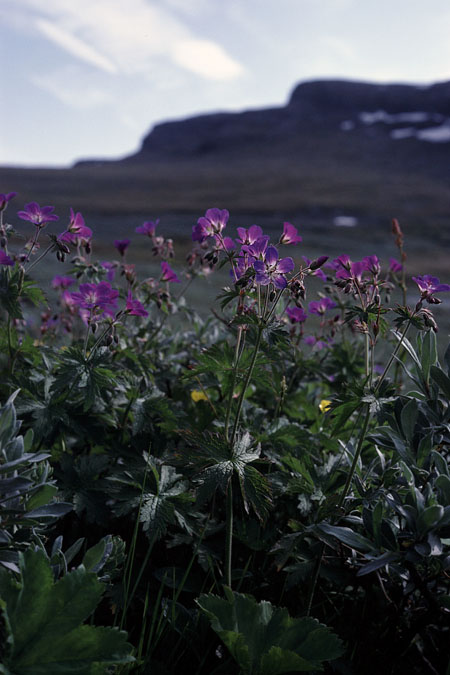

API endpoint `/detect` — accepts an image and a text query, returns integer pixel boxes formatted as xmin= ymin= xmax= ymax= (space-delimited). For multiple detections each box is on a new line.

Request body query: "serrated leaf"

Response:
xmin=0 ymin=548 xmax=134 ymax=673
xmin=197 ymin=590 xmax=343 ymax=675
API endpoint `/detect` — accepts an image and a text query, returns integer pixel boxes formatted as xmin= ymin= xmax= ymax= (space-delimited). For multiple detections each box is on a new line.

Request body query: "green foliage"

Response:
xmin=0 ymin=548 xmax=134 ymax=674
xmin=0 ymin=392 xmax=72 ymax=573
xmin=197 ymin=588 xmax=343 ymax=674
xmin=180 ymin=430 xmax=272 ymax=521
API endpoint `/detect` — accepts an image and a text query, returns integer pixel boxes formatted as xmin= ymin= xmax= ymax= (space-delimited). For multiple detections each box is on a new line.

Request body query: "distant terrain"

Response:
xmin=1 ymin=78 xmax=449 ymax=275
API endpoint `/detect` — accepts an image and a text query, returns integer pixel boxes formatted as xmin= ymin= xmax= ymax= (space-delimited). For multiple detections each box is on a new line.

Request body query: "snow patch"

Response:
xmin=333 ymin=216 xmax=358 ymax=228
xmin=417 ymin=123 xmax=450 ymax=142
xmin=340 ymin=120 xmax=355 ymax=131
xmin=359 ymin=110 xmax=433 ymax=125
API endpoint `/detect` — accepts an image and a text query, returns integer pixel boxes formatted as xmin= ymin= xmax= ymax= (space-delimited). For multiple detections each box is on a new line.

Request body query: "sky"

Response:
xmin=2 ymin=0 xmax=450 ymax=167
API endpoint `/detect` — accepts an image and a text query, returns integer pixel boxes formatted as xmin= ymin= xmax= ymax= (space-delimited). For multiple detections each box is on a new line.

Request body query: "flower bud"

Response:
xmin=310 ymin=255 xmax=329 ymax=270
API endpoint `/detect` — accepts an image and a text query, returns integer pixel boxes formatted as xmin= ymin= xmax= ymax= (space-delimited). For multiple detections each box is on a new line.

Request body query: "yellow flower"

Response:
xmin=191 ymin=390 xmax=208 ymax=402
xmin=319 ymin=399 xmax=332 ymax=413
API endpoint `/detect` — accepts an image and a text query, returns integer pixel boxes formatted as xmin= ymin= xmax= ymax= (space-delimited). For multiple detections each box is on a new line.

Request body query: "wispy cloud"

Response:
xmin=36 ymin=18 xmax=117 ymax=74
xmin=13 ymin=0 xmax=245 ymax=81
xmin=31 ymin=65 xmax=115 ymax=109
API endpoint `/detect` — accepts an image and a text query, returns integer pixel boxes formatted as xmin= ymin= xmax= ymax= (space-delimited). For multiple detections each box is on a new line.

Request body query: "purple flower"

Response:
xmin=52 ymin=275 xmax=76 ymax=290
xmin=101 ymin=261 xmax=116 ymax=281
xmin=362 ymin=255 xmax=380 ymax=276
xmin=59 ymin=224 xmax=92 ymax=246
xmin=17 ymin=202 xmax=59 ymax=228
xmin=286 ymin=306 xmax=307 ymax=323
xmin=308 ymin=297 xmax=337 ymax=315
xmin=253 ymin=245 xmax=294 ymax=289
xmin=236 ymin=225 xmax=263 ymax=246
xmin=0 ymin=192 xmax=17 ymax=211
xmin=302 ymin=256 xmax=327 ymax=281
xmin=161 ymin=261 xmax=180 ymax=283
xmin=232 ymin=254 xmax=255 ymax=282
xmin=192 ymin=208 xmax=229 ymax=243
xmin=241 ymin=235 xmax=270 ymax=259
xmin=304 ymin=335 xmax=331 ymax=350
xmin=279 ymin=222 xmax=302 ymax=245
xmin=334 ymin=255 xmax=365 ymax=282
xmin=67 ymin=208 xmax=85 ymax=233
xmin=114 ymin=239 xmax=131 ymax=256
xmin=389 ymin=257 xmax=403 ymax=273
xmin=0 ymin=250 xmax=14 ymax=266
xmin=412 ymin=275 xmax=450 ymax=303
xmin=126 ymin=291 xmax=148 ymax=317
xmin=217 ymin=236 xmax=235 ymax=252
xmin=70 ymin=281 xmax=119 ymax=314
xmin=333 ymin=255 xmax=351 ymax=273
xmin=136 ymin=220 xmax=159 ymax=236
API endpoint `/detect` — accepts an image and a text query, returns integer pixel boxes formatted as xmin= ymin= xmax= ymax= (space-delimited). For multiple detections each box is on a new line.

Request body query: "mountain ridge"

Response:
xmin=73 ymin=78 xmax=450 ymax=165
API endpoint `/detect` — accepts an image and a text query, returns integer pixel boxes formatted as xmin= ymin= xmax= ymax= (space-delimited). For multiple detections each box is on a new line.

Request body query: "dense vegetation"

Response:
xmin=0 ymin=193 xmax=449 ymax=674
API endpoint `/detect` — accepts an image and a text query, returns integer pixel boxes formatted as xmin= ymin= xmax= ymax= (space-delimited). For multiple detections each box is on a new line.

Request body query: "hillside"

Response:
xmin=1 ymin=78 xmax=449 ymax=273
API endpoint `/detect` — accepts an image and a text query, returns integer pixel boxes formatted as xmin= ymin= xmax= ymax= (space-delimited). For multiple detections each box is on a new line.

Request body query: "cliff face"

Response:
xmin=112 ymin=79 xmax=450 ymax=164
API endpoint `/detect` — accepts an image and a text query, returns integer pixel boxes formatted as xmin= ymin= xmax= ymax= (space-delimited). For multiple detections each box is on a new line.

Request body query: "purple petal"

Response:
xmin=253 ymin=260 xmax=265 ymax=273
xmin=272 ymin=275 xmax=287 ymax=289
xmin=265 ymin=246 xmax=279 ymax=265
xmin=277 ymin=256 xmax=294 ymax=273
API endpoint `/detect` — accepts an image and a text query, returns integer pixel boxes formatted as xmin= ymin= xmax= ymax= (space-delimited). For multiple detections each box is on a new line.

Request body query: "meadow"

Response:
xmin=0 ymin=192 xmax=449 ymax=674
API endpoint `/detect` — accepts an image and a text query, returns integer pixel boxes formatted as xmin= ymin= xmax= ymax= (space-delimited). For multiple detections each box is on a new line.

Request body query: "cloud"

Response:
xmin=13 ymin=0 xmax=245 ymax=82
xmin=31 ymin=66 xmax=115 ymax=109
xmin=36 ymin=18 xmax=117 ymax=73
xmin=173 ymin=39 xmax=245 ymax=80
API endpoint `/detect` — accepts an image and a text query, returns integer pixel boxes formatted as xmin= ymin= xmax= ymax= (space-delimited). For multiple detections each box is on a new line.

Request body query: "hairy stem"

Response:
xmin=229 ymin=324 xmax=263 ymax=448
xmin=225 ymin=481 xmax=234 ymax=588
xmin=224 ymin=326 xmax=244 ymax=441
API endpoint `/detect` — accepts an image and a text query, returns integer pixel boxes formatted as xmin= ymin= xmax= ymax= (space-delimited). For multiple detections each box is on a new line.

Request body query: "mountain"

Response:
xmin=1 ymin=78 xmax=449 ymax=271
xmin=110 ymin=79 xmax=450 ymax=166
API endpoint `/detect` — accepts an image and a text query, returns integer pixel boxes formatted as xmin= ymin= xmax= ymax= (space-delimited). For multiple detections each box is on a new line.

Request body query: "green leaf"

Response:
xmin=82 ymin=537 xmax=113 ymax=574
xmin=436 ymin=475 xmax=450 ymax=504
xmin=416 ymin=505 xmax=444 ymax=536
xmin=25 ymin=503 xmax=73 ymax=520
xmin=356 ymin=552 xmax=400 ymax=576
xmin=418 ymin=329 xmax=437 ymax=384
xmin=26 ymin=485 xmax=59 ymax=511
xmin=197 ymin=589 xmax=343 ymax=675
xmin=314 ymin=522 xmax=373 ymax=553
xmin=330 ymin=400 xmax=361 ymax=436
xmin=0 ymin=548 xmax=134 ymax=673
xmin=400 ymin=399 xmax=418 ymax=443
xmin=430 ymin=366 xmax=450 ymax=399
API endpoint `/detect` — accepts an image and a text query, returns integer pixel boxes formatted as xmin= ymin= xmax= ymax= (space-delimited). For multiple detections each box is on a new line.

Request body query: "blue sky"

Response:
xmin=2 ymin=0 xmax=450 ymax=166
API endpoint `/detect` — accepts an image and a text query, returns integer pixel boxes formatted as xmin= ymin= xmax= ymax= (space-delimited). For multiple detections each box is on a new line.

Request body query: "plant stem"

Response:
xmin=25 ymin=242 xmax=55 ymax=273
xmin=224 ymin=327 xmax=244 ymax=441
xmin=376 ymin=320 xmax=411 ymax=393
xmin=225 ymin=481 xmax=234 ymax=587
xmin=365 ymin=332 xmax=370 ymax=380
xmin=86 ymin=320 xmax=116 ymax=362
xmin=24 ymin=227 xmax=41 ymax=263
xmin=229 ymin=324 xmax=263 ymax=448
xmin=337 ymin=404 xmax=371 ymax=510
